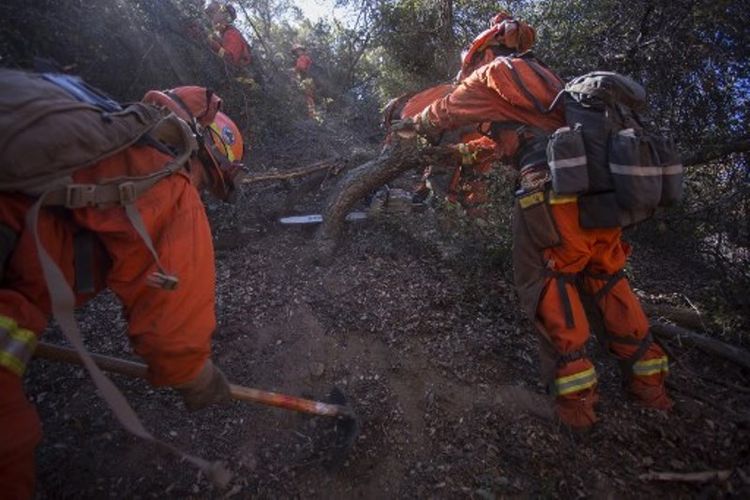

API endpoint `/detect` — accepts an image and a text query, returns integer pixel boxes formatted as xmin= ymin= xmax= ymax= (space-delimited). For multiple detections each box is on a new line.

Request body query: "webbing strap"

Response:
xmin=124 ymin=204 xmax=178 ymax=290
xmin=26 ymin=195 xmax=230 ymax=487
xmin=40 ymin=172 xmax=168 ymax=209
xmin=73 ymin=230 xmax=95 ymax=294
xmin=585 ymin=269 xmax=626 ymax=303
xmin=545 ymin=269 xmax=578 ymax=329
xmin=501 ymin=58 xmax=548 ymax=114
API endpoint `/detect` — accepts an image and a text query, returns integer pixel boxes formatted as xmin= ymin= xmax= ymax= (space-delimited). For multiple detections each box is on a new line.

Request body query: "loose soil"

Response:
xmin=27 ymin=116 xmax=750 ymax=499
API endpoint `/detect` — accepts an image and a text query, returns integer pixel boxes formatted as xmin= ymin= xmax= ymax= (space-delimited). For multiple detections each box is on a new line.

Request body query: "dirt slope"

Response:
xmin=27 ymin=115 xmax=750 ymax=499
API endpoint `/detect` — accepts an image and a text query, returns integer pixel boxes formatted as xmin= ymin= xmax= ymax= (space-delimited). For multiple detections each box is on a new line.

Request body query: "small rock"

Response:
xmin=310 ymin=362 xmax=325 ymax=377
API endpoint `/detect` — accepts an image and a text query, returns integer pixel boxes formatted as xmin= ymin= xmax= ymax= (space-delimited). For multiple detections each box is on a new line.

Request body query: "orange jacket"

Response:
xmin=0 ymin=145 xmax=216 ymax=386
xmin=295 ymin=54 xmax=312 ymax=75
xmin=218 ymin=25 xmax=252 ymax=67
xmin=422 ymin=55 xmax=564 ymax=160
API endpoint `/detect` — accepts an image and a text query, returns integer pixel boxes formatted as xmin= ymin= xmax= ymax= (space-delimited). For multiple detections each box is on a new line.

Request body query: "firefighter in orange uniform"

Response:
xmin=206 ymin=2 xmax=252 ymax=68
xmin=291 ymin=44 xmax=319 ymax=119
xmin=397 ymin=12 xmax=672 ymax=429
xmin=0 ymin=75 xmax=244 ymax=499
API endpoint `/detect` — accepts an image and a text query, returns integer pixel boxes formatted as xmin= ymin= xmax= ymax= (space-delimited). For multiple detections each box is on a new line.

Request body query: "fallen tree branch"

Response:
xmin=314 ymin=139 xmax=457 ymax=261
xmin=639 ymin=470 xmax=732 ymax=483
xmin=684 ymin=137 xmax=750 ymax=166
xmin=650 ymin=321 xmax=750 ymax=371
xmin=642 ymin=303 xmax=706 ymax=331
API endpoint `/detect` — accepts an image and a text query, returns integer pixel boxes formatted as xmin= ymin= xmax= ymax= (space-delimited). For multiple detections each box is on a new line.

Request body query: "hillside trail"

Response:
xmin=26 ymin=109 xmax=750 ymax=499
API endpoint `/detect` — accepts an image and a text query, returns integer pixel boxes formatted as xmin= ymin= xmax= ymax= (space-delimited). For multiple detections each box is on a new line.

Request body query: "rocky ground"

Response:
xmin=27 ymin=114 xmax=750 ymax=499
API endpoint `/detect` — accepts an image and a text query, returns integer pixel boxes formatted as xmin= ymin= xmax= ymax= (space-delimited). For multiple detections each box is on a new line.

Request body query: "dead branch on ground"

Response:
xmin=314 ymin=139 xmax=457 ymax=261
xmin=639 ymin=470 xmax=732 ymax=483
xmin=650 ymin=321 xmax=750 ymax=371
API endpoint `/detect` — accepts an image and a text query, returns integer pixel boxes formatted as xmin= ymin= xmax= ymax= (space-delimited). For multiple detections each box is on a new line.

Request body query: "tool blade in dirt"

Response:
xmin=307 ymin=386 xmax=359 ymax=469
xmin=279 ymin=212 xmax=368 ymax=225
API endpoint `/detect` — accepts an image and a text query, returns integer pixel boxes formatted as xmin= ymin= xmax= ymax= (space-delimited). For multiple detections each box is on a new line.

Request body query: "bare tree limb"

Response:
xmin=684 ymin=137 xmax=750 ymax=166
xmin=651 ymin=321 xmax=750 ymax=371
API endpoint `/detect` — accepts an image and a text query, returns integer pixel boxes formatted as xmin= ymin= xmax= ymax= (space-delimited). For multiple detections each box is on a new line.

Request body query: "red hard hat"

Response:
xmin=142 ymin=86 xmax=222 ymax=127
xmin=458 ymin=12 xmax=536 ymax=80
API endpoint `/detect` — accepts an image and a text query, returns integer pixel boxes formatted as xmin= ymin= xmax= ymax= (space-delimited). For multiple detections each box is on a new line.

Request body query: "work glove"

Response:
xmin=174 ymin=360 xmax=231 ymax=411
xmin=390 ymin=117 xmax=416 ymax=138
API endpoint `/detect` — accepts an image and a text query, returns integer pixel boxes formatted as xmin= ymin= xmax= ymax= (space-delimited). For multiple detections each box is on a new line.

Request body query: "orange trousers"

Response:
xmin=0 ymin=145 xmax=216 ymax=498
xmin=519 ymin=201 xmax=670 ymax=426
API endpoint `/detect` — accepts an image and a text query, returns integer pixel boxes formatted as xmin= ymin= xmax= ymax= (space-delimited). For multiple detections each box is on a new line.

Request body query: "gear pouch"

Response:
xmin=578 ymin=191 xmax=621 ymax=229
xmin=517 ymin=191 xmax=560 ymax=249
xmin=609 ymin=128 xmax=662 ymax=210
xmin=651 ymin=132 xmax=684 ymax=206
xmin=547 ymin=124 xmax=589 ymax=195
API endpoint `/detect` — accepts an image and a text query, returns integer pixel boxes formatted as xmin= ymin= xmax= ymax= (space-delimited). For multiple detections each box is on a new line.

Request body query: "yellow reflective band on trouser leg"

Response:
xmin=0 ymin=315 xmax=38 ymax=377
xmin=632 ymin=356 xmax=669 ymax=377
xmin=554 ymin=367 xmax=597 ymax=396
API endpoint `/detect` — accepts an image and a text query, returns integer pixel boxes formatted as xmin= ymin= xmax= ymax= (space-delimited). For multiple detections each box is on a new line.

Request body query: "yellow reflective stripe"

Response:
xmin=518 ymin=191 xmax=545 ymax=208
xmin=548 ymin=193 xmax=578 ymax=205
xmin=6 ymin=328 xmax=37 ymax=362
xmin=0 ymin=351 xmax=25 ymax=376
xmin=0 ymin=315 xmax=16 ymax=331
xmin=633 ymin=356 xmax=669 ymax=376
xmin=554 ymin=367 xmax=597 ymax=396
xmin=0 ymin=318 xmax=37 ymax=376
xmin=9 ymin=327 xmax=36 ymax=345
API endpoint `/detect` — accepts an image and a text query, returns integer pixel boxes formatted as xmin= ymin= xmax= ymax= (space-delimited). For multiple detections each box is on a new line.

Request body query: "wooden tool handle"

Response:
xmin=33 ymin=342 xmax=352 ymax=418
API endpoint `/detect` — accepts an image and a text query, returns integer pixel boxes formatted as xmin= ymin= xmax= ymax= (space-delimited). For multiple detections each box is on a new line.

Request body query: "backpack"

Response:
xmin=0 ymin=69 xmax=195 ymax=197
xmin=0 ymin=68 xmax=196 ymax=285
xmin=545 ymin=71 xmax=684 ymax=227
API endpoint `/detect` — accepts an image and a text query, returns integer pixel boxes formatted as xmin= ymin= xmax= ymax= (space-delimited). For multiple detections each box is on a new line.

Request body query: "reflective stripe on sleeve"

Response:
xmin=633 ymin=356 xmax=669 ymax=377
xmin=554 ymin=367 xmax=597 ymax=396
xmin=0 ymin=316 xmax=38 ymax=376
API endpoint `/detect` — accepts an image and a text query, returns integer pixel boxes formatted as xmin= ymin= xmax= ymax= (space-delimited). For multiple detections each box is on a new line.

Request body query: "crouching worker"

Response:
xmin=394 ymin=12 xmax=673 ymax=430
xmin=0 ymin=71 xmax=242 ymax=498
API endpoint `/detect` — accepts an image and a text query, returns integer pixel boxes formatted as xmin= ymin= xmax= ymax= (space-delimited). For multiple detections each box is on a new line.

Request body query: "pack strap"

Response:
xmin=544 ymin=269 xmax=579 ymax=329
xmin=73 ymin=230 xmax=96 ymax=294
xmin=583 ymin=269 xmax=626 ymax=303
xmin=499 ymin=58 xmax=548 ymax=115
xmin=26 ymin=194 xmax=231 ymax=487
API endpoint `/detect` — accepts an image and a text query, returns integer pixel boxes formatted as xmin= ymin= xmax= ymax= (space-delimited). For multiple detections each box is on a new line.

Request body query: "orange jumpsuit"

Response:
xmin=293 ymin=53 xmax=317 ymax=118
xmin=0 ymin=145 xmax=216 ymax=498
xmin=420 ymin=54 xmax=671 ymax=427
xmin=215 ymin=25 xmax=252 ymax=67
xmin=399 ymin=84 xmax=499 ymax=217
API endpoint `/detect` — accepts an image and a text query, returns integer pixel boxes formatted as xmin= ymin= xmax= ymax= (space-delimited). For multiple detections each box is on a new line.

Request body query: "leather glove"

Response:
xmin=390 ymin=117 xmax=416 ymax=138
xmin=174 ymin=360 xmax=231 ymax=411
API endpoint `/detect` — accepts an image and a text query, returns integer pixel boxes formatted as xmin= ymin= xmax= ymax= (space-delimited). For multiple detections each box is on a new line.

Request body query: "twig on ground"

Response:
xmin=639 ymin=470 xmax=732 ymax=483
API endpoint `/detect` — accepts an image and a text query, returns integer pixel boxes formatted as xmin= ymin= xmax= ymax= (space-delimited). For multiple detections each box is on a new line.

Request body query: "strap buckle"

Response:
xmin=65 ymin=184 xmax=97 ymax=209
xmin=118 ymin=182 xmax=137 ymax=205
xmin=147 ymin=272 xmax=179 ymax=291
